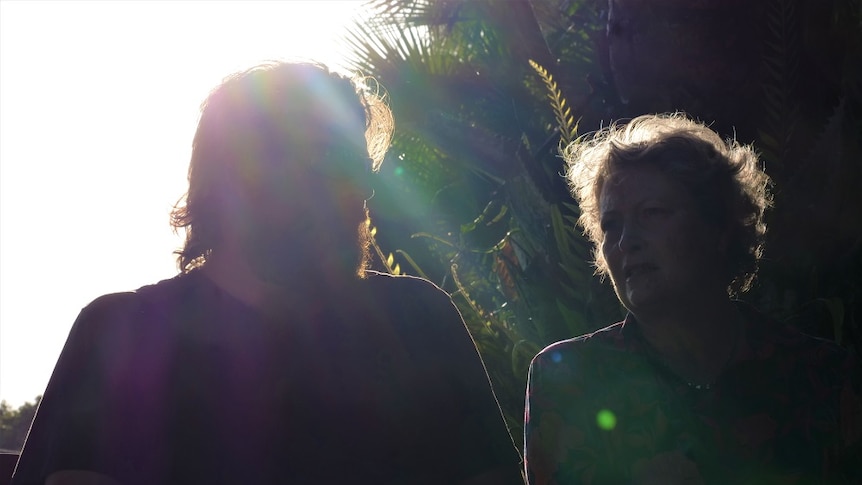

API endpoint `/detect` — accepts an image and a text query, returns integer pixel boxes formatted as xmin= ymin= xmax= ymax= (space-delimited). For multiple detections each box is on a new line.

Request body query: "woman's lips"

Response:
xmin=625 ymin=263 xmax=657 ymax=279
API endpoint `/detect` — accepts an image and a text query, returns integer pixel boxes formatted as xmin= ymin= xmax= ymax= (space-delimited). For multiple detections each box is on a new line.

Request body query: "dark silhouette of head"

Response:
xmin=171 ymin=61 xmax=393 ymax=282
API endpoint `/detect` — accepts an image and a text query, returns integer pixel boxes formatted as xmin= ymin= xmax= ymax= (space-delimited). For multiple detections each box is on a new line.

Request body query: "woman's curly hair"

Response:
xmin=564 ymin=112 xmax=772 ymax=295
xmin=169 ymin=60 xmax=394 ymax=273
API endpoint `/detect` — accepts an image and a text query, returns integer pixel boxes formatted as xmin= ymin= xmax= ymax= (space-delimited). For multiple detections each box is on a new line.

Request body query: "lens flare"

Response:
xmin=596 ymin=409 xmax=617 ymax=430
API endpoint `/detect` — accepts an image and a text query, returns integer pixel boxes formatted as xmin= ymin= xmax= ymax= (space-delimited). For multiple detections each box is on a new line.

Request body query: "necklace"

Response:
xmin=686 ymin=381 xmax=712 ymax=390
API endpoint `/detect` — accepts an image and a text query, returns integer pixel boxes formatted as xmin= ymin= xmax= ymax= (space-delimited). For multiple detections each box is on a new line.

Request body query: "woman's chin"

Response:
xmin=622 ymin=289 xmax=667 ymax=315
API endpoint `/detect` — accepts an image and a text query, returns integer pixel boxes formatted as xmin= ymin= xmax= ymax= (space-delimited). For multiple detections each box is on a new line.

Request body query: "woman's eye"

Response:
xmin=643 ymin=207 xmax=669 ymax=217
xmin=600 ymin=219 xmax=620 ymax=233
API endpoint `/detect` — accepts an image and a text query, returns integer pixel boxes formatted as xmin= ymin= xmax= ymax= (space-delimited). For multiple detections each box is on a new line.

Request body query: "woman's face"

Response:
xmin=598 ymin=165 xmax=727 ymax=314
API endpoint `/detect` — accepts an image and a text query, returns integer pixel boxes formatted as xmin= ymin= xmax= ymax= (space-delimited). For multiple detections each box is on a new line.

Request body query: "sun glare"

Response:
xmin=0 ymin=0 xmax=368 ymax=407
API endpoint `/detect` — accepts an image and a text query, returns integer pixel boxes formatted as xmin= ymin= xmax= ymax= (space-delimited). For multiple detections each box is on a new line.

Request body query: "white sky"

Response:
xmin=0 ymin=0 xmax=369 ymax=408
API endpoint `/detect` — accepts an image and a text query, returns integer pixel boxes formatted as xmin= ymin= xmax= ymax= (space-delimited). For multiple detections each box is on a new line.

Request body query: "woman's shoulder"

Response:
xmin=74 ymin=273 xmax=194 ymax=335
xmin=75 ymin=292 xmax=142 ymax=330
xmin=530 ymin=321 xmax=629 ymax=375
xmin=362 ymin=270 xmax=459 ymax=317
xmin=741 ymin=302 xmax=854 ymax=366
xmin=363 ymin=270 xmax=448 ymax=296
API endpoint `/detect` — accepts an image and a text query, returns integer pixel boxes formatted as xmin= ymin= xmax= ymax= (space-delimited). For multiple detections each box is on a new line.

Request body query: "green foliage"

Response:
xmin=757 ymin=0 xmax=801 ymax=176
xmin=0 ymin=397 xmax=40 ymax=452
xmin=528 ymin=60 xmax=579 ymax=146
xmin=344 ymin=0 xmax=862 ymax=436
xmin=343 ymin=0 xmax=619 ymax=436
xmin=749 ymin=0 xmax=862 ymax=356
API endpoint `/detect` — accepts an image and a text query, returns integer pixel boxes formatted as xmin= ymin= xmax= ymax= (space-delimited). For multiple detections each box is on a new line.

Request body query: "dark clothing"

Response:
xmin=524 ymin=303 xmax=862 ymax=484
xmin=14 ymin=270 xmax=521 ymax=484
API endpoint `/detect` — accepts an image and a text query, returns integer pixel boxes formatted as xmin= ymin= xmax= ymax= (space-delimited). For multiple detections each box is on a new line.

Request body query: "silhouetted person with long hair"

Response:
xmin=13 ymin=61 xmax=523 ymax=485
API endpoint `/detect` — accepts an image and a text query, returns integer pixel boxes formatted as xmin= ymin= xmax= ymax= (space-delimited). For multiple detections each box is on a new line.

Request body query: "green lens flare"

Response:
xmin=596 ymin=409 xmax=617 ymax=430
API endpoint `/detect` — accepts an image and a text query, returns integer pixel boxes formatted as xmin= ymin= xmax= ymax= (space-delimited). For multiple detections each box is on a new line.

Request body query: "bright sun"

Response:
xmin=0 ymin=0 xmax=369 ymax=407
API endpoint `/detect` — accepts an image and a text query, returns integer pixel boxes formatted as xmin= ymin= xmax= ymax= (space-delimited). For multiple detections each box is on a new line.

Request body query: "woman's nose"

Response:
xmin=618 ymin=220 xmax=645 ymax=252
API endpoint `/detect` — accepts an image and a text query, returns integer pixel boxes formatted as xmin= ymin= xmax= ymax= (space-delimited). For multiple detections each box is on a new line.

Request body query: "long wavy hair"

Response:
xmin=170 ymin=61 xmax=394 ymax=273
xmin=565 ymin=112 xmax=772 ymax=295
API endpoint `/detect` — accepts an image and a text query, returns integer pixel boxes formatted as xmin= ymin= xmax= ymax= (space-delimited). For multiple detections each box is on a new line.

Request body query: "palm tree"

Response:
xmin=340 ymin=0 xmax=862 ymax=432
xmin=340 ymin=0 xmax=621 ymax=432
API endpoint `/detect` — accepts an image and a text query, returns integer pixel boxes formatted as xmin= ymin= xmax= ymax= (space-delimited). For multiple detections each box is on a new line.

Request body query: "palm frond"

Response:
xmin=529 ymin=59 xmax=579 ymax=146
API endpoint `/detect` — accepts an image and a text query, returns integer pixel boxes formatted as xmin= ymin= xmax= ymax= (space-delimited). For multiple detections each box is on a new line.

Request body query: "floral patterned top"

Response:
xmin=524 ymin=303 xmax=862 ymax=484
